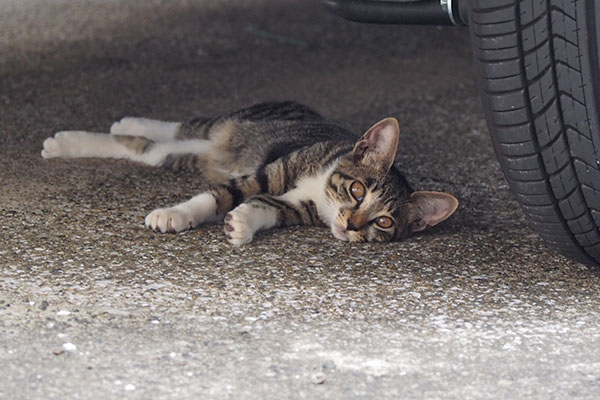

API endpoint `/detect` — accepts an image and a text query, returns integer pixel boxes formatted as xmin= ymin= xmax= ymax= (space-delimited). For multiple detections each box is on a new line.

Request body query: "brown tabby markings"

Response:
xmin=151 ymin=101 xmax=457 ymax=243
xmin=113 ymin=135 xmax=154 ymax=154
xmin=44 ymin=101 xmax=459 ymax=244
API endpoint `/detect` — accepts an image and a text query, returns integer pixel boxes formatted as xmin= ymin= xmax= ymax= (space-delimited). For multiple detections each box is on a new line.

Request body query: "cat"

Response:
xmin=41 ymin=101 xmax=458 ymax=245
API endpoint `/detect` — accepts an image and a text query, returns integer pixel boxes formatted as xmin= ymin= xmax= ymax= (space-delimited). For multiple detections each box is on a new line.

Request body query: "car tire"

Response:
xmin=470 ymin=0 xmax=600 ymax=266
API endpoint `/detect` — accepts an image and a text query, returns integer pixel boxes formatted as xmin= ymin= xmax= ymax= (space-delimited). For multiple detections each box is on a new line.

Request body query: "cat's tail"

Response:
xmin=159 ymin=153 xmax=232 ymax=183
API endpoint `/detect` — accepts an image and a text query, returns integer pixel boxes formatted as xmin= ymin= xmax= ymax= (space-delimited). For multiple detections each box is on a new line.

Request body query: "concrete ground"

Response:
xmin=2 ymin=0 xmax=600 ymax=398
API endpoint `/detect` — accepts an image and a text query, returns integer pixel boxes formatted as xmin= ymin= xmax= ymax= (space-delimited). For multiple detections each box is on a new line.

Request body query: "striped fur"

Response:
xmin=42 ymin=101 xmax=458 ymax=244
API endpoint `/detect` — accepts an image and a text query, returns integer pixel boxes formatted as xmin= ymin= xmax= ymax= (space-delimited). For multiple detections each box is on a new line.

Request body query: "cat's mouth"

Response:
xmin=331 ymin=222 xmax=350 ymax=241
xmin=331 ymin=211 xmax=368 ymax=242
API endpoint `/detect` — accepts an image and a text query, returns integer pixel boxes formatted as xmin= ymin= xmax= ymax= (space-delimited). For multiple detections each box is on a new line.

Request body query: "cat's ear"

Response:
xmin=408 ymin=191 xmax=459 ymax=232
xmin=353 ymin=117 xmax=400 ymax=173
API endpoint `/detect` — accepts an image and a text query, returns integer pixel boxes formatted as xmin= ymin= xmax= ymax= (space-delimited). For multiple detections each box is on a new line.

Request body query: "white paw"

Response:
xmin=110 ymin=117 xmax=179 ymax=141
xmin=145 ymin=207 xmax=194 ymax=233
xmin=110 ymin=117 xmax=149 ymax=137
xmin=41 ymin=131 xmax=90 ymax=158
xmin=224 ymin=204 xmax=255 ymax=246
xmin=41 ymin=137 xmax=60 ymax=158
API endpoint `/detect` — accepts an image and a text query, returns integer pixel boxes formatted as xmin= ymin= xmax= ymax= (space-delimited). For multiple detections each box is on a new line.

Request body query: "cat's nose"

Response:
xmin=346 ymin=219 xmax=359 ymax=231
xmin=347 ymin=213 xmax=367 ymax=231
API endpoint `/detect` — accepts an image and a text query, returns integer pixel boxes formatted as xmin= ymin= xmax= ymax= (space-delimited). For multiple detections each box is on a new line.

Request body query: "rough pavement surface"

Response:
xmin=2 ymin=0 xmax=600 ymax=399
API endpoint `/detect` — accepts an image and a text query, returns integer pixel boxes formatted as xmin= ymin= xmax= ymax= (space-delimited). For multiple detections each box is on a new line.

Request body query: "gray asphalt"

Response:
xmin=2 ymin=0 xmax=600 ymax=399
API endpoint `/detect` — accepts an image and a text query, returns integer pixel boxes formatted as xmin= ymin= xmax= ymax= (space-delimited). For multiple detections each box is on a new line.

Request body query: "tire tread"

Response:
xmin=470 ymin=0 xmax=600 ymax=266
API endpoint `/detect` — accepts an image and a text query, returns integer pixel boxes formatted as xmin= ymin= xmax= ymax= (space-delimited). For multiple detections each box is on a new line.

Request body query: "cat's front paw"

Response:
xmin=224 ymin=205 xmax=255 ymax=246
xmin=145 ymin=207 xmax=194 ymax=233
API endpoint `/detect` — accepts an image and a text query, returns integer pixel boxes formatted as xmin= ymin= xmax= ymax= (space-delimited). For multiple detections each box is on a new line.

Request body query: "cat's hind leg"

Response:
xmin=42 ymin=131 xmax=135 ymax=159
xmin=42 ymin=130 xmax=213 ymax=166
xmin=110 ymin=117 xmax=181 ymax=142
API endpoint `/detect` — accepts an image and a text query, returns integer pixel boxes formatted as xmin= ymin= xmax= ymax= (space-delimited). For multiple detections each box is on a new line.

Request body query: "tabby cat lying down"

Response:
xmin=42 ymin=101 xmax=458 ymax=245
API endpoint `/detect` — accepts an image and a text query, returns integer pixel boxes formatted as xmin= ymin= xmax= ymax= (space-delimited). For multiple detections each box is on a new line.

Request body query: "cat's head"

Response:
xmin=325 ymin=118 xmax=459 ymax=242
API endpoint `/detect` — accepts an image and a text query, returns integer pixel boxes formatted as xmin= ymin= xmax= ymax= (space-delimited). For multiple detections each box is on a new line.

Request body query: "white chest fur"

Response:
xmin=278 ymin=162 xmax=339 ymax=224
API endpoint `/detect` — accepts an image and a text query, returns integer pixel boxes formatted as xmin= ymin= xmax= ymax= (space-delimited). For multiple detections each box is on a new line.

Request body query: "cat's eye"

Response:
xmin=375 ymin=216 xmax=394 ymax=229
xmin=350 ymin=181 xmax=366 ymax=201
